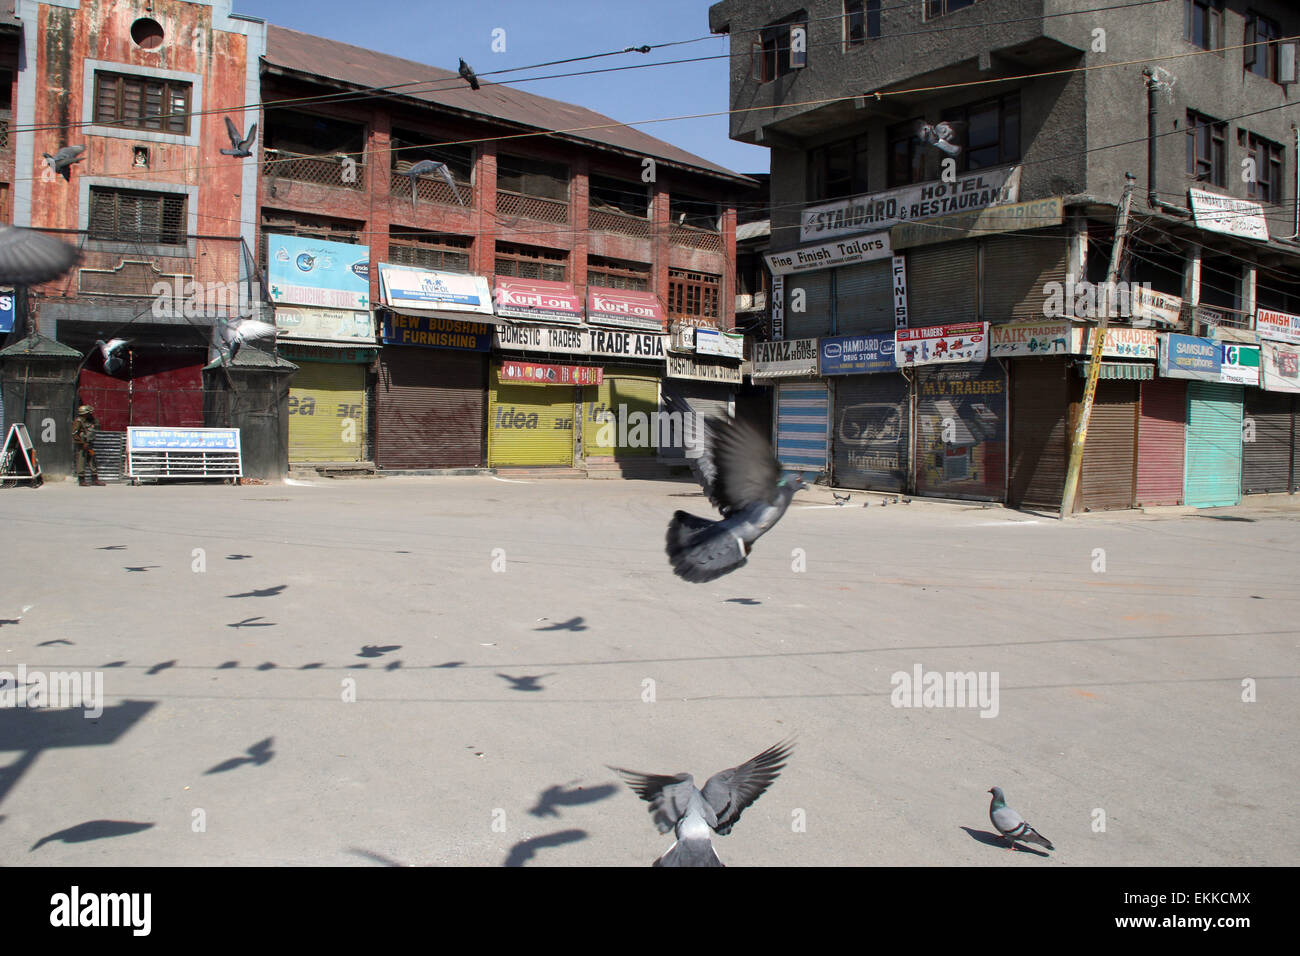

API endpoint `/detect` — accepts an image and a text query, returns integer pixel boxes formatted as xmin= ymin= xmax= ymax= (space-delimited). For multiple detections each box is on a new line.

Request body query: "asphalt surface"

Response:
xmin=1 ymin=476 xmax=1296 ymax=866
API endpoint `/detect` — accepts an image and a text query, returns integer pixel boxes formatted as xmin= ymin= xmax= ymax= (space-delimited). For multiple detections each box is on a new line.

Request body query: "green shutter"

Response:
xmin=1184 ymin=381 xmax=1243 ymax=508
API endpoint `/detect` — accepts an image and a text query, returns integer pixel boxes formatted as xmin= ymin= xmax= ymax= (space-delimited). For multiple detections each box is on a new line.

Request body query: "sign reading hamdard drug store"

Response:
xmin=493 ymin=324 xmax=666 ymax=361
xmin=751 ymin=338 xmax=819 ymax=378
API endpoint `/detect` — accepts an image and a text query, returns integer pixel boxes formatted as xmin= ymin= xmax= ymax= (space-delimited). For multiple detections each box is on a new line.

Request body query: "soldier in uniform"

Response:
xmin=73 ymin=404 xmax=104 ymax=486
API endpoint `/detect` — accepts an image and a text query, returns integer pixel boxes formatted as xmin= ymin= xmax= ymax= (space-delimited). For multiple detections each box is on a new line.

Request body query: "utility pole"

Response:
xmin=1060 ymin=173 xmax=1136 ymax=518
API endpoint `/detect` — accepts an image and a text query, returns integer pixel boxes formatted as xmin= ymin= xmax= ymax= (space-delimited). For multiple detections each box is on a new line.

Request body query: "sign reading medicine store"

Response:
xmin=267 ymin=234 xmax=371 ymax=310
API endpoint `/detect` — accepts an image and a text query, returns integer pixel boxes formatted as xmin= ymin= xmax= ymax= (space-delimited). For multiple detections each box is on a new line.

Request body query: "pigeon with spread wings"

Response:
xmin=221 ymin=117 xmax=258 ymax=158
xmin=610 ymin=740 xmax=794 ymax=867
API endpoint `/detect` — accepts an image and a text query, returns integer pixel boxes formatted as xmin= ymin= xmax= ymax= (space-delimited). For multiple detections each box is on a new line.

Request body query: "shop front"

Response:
xmin=752 ymin=338 xmax=826 ymax=475
xmin=993 ymin=320 xmax=1071 ymax=509
xmin=820 ymin=332 xmax=907 ymax=492
xmin=1245 ymin=313 xmax=1300 ymax=494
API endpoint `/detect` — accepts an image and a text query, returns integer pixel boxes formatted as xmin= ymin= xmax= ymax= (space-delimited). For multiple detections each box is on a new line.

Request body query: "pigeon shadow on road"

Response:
xmin=226 ymin=554 xmax=253 ymax=560
xmin=228 ymin=617 xmax=276 ymax=628
xmin=31 ymin=819 xmax=154 ymax=852
xmin=960 ymin=826 xmax=1050 ymax=857
xmin=124 ymin=566 xmax=159 ymax=573
xmin=534 ymin=617 xmax=587 ymax=632
xmin=0 ymin=619 xmax=19 ymax=627
xmin=528 ymin=781 xmax=619 ymax=818
xmin=347 ymin=847 xmax=406 ymax=867
xmin=725 ymin=598 xmax=761 ymax=606
xmin=96 ymin=545 xmax=127 ymax=550
xmin=503 ymin=829 xmax=587 ymax=867
xmin=357 ymin=644 xmax=401 ymax=658
xmin=1197 ymin=514 xmax=1255 ymax=522
xmin=204 ymin=737 xmax=275 ymax=775
xmin=226 ymin=585 xmax=288 ymax=598
xmin=145 ymin=660 xmax=176 ymax=676
xmin=497 ymin=673 xmax=555 ymax=692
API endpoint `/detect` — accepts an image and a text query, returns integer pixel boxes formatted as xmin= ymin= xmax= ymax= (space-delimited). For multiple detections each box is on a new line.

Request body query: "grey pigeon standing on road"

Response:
xmin=42 ymin=145 xmax=85 ymax=180
xmin=610 ymin=740 xmax=793 ymax=867
xmin=458 ymin=58 xmax=480 ymax=90
xmin=221 ymin=116 xmax=258 ymax=157
xmin=988 ymin=787 xmax=1054 ymax=852
xmin=405 ymin=159 xmax=463 ymax=211
xmin=666 ymin=410 xmax=807 ymax=582
xmin=0 ymin=225 xmax=79 ymax=284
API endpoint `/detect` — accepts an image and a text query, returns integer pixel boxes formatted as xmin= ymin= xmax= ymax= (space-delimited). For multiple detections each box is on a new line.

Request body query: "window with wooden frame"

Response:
xmin=88 ymin=187 xmax=186 ymax=244
xmin=844 ymin=1 xmax=881 ymax=46
xmin=494 ymin=242 xmax=567 ymax=281
xmin=808 ymin=133 xmax=870 ymax=200
xmin=1244 ymin=12 xmax=1282 ymax=81
xmin=497 ymin=155 xmax=569 ymax=201
xmin=265 ymin=109 xmax=365 ymax=157
xmin=587 ymin=256 xmax=650 ymax=292
xmin=667 ymin=269 xmax=720 ymax=322
xmin=257 ymin=211 xmax=361 ymax=275
xmin=1184 ymin=0 xmax=1224 ymax=51
xmin=1186 ymin=110 xmax=1226 ymax=186
xmin=669 ymin=194 xmax=721 ymax=231
xmin=887 ymin=118 xmax=926 ymax=187
xmin=93 ymin=71 xmax=191 ymax=134
xmin=941 ymin=92 xmax=1020 ymax=172
xmin=751 ymin=13 xmax=807 ymax=82
xmin=388 ymin=230 xmax=472 ymax=273
xmin=925 ymin=0 xmax=979 ymax=19
xmin=588 ymin=174 xmax=649 ymax=218
xmin=1238 ymin=130 xmax=1284 ymax=205
xmin=390 ymin=128 xmax=473 ymax=182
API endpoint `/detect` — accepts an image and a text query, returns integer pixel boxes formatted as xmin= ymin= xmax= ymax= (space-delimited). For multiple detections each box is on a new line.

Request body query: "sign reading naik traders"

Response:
xmin=267 ymin=235 xmax=372 ymax=310
xmin=1159 ymin=334 xmax=1260 ymax=385
xmin=801 ymin=166 xmax=1021 ymax=243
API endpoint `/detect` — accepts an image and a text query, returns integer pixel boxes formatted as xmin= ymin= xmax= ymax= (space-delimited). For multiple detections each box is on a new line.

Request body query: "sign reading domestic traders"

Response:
xmin=381 ymin=313 xmax=491 ymax=350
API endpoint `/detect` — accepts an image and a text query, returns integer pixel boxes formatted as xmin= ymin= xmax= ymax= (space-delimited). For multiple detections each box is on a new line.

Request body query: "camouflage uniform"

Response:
xmin=73 ymin=405 xmax=102 ymax=485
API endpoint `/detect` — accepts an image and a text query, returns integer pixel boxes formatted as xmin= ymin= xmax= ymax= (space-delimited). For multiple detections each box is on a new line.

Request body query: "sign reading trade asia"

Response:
xmin=895 ymin=322 xmax=988 ymax=366
xmin=267 ymin=235 xmax=371 ymax=310
xmin=493 ymin=278 xmax=583 ymax=324
xmin=381 ymin=313 xmax=492 ymax=351
xmin=819 ymin=333 xmax=896 ymax=375
xmin=498 ymin=361 xmax=602 ymax=386
xmin=1159 ymin=334 xmax=1260 ymax=385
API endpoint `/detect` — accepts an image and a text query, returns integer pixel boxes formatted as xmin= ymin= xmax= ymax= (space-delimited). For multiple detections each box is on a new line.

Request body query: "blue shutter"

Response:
xmin=1184 ymin=381 xmax=1243 ymax=508
xmin=776 ymin=382 xmax=829 ymax=475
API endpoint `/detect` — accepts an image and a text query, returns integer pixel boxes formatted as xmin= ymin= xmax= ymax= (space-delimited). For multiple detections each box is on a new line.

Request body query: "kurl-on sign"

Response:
xmin=493 ymin=278 xmax=583 ymax=324
xmin=586 ymin=288 xmax=665 ymax=332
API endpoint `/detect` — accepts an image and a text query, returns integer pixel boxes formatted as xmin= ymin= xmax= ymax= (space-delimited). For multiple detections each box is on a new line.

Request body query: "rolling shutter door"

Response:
xmin=783 ymin=271 xmax=832 ymax=339
xmin=583 ymin=369 xmax=659 ymax=457
xmin=906 ymin=241 xmax=978 ymax=328
xmin=776 ymin=381 xmax=829 ymax=473
xmin=659 ymin=380 xmax=731 ymax=462
xmin=980 ymin=234 xmax=1067 ymax=322
xmin=1137 ymin=377 xmax=1186 ymax=506
xmin=1241 ymin=390 xmax=1294 ymax=494
xmin=289 ymin=362 xmax=367 ymax=463
xmin=487 ymin=367 xmax=574 ymax=467
xmin=376 ymin=348 xmax=484 ymax=469
xmin=1009 ymin=357 xmax=1068 ymax=508
xmin=831 ymin=373 xmax=908 ymax=491
xmin=1184 ymin=382 xmax=1243 ymax=508
xmin=1078 ymin=379 xmax=1138 ymax=511
xmin=834 ymin=260 xmax=893 ymax=334
xmin=914 ymin=361 xmax=1006 ymax=500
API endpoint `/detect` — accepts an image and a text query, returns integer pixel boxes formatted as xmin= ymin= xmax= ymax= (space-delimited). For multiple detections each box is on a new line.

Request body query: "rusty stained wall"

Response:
xmin=29 ymin=0 xmax=249 ymax=239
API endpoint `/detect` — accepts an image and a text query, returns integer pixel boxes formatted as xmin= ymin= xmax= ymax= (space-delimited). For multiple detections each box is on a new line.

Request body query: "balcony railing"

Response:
xmin=588 ymin=207 xmax=652 ymax=238
xmin=263 ymin=147 xmax=365 ymax=193
xmin=496 ymin=188 xmax=568 ymax=224
xmin=390 ymin=168 xmax=474 ymax=210
xmin=0 ymin=110 xmax=10 ymax=151
xmin=669 ymin=223 xmax=723 ymax=253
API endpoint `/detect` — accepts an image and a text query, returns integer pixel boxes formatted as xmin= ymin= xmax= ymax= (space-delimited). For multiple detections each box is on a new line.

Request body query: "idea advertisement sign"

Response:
xmin=267 ymin=235 xmax=371 ymax=310
xmin=498 ymin=361 xmax=602 ymax=386
xmin=895 ymin=322 xmax=988 ymax=366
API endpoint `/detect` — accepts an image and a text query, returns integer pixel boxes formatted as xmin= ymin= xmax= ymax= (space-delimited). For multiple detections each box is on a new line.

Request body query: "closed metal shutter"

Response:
xmin=659 ymin=380 xmax=731 ymax=462
xmin=783 ymin=270 xmax=832 ymax=339
xmin=289 ymin=362 xmax=368 ymax=463
xmin=1009 ymin=357 xmax=1068 ymax=508
xmin=376 ymin=347 xmax=484 ymax=469
xmin=906 ymin=241 xmax=978 ymax=328
xmin=980 ymin=234 xmax=1067 ymax=323
xmin=831 ymin=373 xmax=908 ymax=491
xmin=834 ymin=260 xmax=893 ymax=334
xmin=487 ymin=367 xmax=575 ymax=467
xmin=582 ymin=369 xmax=659 ymax=458
xmin=915 ymin=361 xmax=1006 ymax=500
xmin=1137 ymin=377 xmax=1186 ymax=506
xmin=1242 ymin=389 xmax=1294 ymax=494
xmin=776 ymin=381 xmax=829 ymax=474
xmin=1078 ymin=379 xmax=1138 ymax=511
xmin=1184 ymin=382 xmax=1243 ymax=508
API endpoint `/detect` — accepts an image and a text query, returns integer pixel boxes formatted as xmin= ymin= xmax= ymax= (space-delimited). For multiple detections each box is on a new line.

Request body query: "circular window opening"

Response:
xmin=131 ymin=18 xmax=165 ymax=50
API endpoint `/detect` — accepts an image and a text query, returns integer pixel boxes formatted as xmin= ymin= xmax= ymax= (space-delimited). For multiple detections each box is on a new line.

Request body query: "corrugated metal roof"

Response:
xmin=263 ymin=26 xmax=751 ymax=186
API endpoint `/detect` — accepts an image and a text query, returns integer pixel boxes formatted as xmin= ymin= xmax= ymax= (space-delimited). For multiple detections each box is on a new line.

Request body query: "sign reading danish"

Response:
xmin=895 ymin=322 xmax=988 ymax=366
xmin=498 ymin=361 xmax=602 ymax=386
xmin=493 ymin=278 xmax=583 ymax=324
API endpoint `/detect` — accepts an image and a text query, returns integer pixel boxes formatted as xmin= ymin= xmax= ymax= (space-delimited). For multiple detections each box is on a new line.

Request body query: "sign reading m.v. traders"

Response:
xmin=800 ymin=166 xmax=1021 ymax=243
xmin=493 ymin=324 xmax=666 ymax=361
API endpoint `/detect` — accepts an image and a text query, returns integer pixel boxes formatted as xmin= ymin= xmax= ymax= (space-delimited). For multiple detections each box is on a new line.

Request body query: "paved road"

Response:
xmin=1 ymin=476 xmax=1296 ymax=866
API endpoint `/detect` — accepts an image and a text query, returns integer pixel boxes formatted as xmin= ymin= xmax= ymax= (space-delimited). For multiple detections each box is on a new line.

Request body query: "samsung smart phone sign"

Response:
xmin=0 ymin=290 xmax=15 ymax=334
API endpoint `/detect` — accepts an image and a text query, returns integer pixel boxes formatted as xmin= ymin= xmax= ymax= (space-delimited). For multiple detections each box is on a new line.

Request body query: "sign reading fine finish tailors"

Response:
xmin=498 ymin=361 xmax=602 ymax=386
xmin=492 ymin=324 xmax=667 ymax=361
xmin=1159 ymin=334 xmax=1260 ymax=385
xmin=378 ymin=264 xmax=494 ymax=314
xmin=895 ymin=322 xmax=989 ymax=366
xmin=892 ymin=256 xmax=908 ymax=329
xmin=381 ymin=313 xmax=492 ymax=351
xmin=1256 ymin=308 xmax=1300 ymax=345
xmin=801 ymin=166 xmax=1020 ymax=242
xmin=666 ymin=355 xmax=744 ymax=383
xmin=991 ymin=320 xmax=1070 ymax=358
xmin=751 ymin=338 xmax=819 ymax=377
xmin=493 ymin=278 xmax=583 ymax=324
xmin=764 ymin=232 xmax=891 ymax=276
xmin=694 ymin=328 xmax=744 ymax=359
xmin=267 ymin=234 xmax=371 ymax=310
xmin=820 ymin=333 xmax=896 ymax=375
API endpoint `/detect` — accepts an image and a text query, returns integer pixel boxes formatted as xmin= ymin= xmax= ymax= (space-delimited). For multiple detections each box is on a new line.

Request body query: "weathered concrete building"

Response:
xmin=710 ymin=0 xmax=1300 ymax=508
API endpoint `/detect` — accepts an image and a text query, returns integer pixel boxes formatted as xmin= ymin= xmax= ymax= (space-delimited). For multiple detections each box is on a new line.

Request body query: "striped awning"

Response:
xmin=1075 ymin=361 xmax=1154 ymax=380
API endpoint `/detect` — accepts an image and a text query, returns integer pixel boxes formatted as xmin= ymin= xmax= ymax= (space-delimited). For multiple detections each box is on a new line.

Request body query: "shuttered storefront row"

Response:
xmin=979 ymin=234 xmax=1068 ymax=323
xmin=487 ymin=366 xmax=575 ymax=467
xmin=776 ymin=381 xmax=829 ymax=474
xmin=1184 ymin=382 xmax=1243 ymax=508
xmin=906 ymin=241 xmax=978 ymax=328
xmin=289 ymin=361 xmax=368 ymax=463
xmin=914 ymin=361 xmax=1006 ymax=500
xmin=659 ymin=379 xmax=731 ymax=463
xmin=834 ymin=261 xmax=894 ymax=334
xmin=583 ymin=369 xmax=659 ymax=458
xmin=1008 ymin=357 xmax=1069 ymax=508
xmin=1077 ymin=379 xmax=1138 ymax=512
xmin=783 ymin=271 xmax=832 ymax=340
xmin=1241 ymin=389 xmax=1295 ymax=494
xmin=831 ymin=373 xmax=909 ymax=491
xmin=376 ymin=347 xmax=485 ymax=469
xmin=1137 ymin=377 xmax=1186 ymax=507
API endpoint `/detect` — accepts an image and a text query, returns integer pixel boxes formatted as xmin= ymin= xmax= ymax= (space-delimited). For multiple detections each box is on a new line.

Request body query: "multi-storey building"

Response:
xmin=709 ymin=0 xmax=1300 ymax=509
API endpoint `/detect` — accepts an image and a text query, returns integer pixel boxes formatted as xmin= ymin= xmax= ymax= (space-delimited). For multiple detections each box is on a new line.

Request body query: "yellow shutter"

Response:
xmin=288 ymin=362 xmax=367 ymax=462
xmin=582 ymin=370 xmax=660 ymax=457
xmin=487 ymin=366 xmax=575 ymax=466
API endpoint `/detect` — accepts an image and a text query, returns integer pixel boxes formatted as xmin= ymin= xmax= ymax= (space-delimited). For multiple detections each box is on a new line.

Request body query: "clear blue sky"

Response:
xmin=239 ymin=0 xmax=770 ymax=176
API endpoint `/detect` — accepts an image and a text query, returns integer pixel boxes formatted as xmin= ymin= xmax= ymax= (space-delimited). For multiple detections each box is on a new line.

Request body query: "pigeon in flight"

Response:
xmin=915 ymin=120 xmax=964 ymax=156
xmin=94 ymin=338 xmax=129 ymax=375
xmin=988 ymin=787 xmax=1054 ymax=852
xmin=43 ymin=145 xmax=85 ymax=180
xmin=220 ymin=116 xmax=258 ymax=157
xmin=405 ymin=159 xmax=463 ymax=211
xmin=0 ymin=225 xmax=79 ymax=285
xmin=216 ymin=316 xmax=277 ymax=359
xmin=458 ymin=58 xmax=481 ymax=90
xmin=610 ymin=740 xmax=793 ymax=867
xmin=666 ymin=410 xmax=807 ymax=583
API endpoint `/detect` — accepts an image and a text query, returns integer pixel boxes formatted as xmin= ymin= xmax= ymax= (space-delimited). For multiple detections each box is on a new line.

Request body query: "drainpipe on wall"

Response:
xmin=1287 ymin=124 xmax=1300 ymax=240
xmin=1144 ymin=69 xmax=1193 ymax=217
